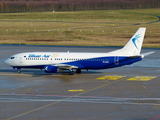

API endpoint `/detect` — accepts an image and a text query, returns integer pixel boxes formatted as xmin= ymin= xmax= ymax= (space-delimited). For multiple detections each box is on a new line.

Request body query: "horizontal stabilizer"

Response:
xmin=128 ymin=55 xmax=142 ymax=58
xmin=141 ymin=51 xmax=155 ymax=56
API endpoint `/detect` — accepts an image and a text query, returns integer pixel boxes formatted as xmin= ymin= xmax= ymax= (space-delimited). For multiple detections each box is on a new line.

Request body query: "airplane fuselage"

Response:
xmin=5 ymin=52 xmax=142 ymax=70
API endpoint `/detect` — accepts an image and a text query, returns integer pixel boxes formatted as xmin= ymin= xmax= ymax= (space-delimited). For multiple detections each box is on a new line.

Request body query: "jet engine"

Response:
xmin=44 ymin=65 xmax=58 ymax=73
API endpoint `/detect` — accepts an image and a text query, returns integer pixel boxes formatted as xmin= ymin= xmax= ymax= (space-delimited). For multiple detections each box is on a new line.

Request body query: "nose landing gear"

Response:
xmin=13 ymin=67 xmax=21 ymax=74
xmin=17 ymin=70 xmax=21 ymax=74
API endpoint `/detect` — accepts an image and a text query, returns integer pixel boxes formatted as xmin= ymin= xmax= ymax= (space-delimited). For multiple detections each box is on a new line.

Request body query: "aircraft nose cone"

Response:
xmin=4 ymin=59 xmax=9 ymax=64
xmin=4 ymin=59 xmax=11 ymax=66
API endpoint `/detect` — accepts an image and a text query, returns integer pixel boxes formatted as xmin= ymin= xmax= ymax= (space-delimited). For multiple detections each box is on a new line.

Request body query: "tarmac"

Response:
xmin=0 ymin=45 xmax=160 ymax=120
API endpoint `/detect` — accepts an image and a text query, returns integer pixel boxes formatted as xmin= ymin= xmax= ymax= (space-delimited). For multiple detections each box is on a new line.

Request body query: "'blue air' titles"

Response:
xmin=28 ymin=54 xmax=50 ymax=58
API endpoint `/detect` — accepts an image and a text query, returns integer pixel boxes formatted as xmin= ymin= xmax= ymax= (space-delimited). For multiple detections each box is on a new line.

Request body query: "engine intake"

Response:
xmin=44 ymin=65 xmax=58 ymax=73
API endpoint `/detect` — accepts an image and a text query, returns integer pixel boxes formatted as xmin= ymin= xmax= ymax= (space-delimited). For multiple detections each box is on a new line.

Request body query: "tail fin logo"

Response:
xmin=132 ymin=34 xmax=141 ymax=49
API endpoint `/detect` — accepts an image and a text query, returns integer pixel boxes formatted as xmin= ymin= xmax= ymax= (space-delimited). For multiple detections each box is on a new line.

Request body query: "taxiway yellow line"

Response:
xmin=68 ymin=89 xmax=85 ymax=92
xmin=74 ymin=78 xmax=123 ymax=97
xmin=7 ymin=99 xmax=68 ymax=120
xmin=7 ymin=78 xmax=123 ymax=120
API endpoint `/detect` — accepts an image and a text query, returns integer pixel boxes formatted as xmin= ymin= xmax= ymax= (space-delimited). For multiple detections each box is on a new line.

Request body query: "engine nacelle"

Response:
xmin=44 ymin=65 xmax=58 ymax=73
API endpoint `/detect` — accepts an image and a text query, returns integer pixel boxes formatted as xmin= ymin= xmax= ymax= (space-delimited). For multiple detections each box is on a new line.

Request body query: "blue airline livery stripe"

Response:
xmin=12 ymin=56 xmax=142 ymax=69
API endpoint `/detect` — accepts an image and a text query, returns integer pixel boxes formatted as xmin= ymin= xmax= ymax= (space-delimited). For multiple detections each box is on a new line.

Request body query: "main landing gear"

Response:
xmin=69 ymin=71 xmax=74 ymax=75
xmin=69 ymin=69 xmax=74 ymax=75
xmin=69 ymin=69 xmax=81 ymax=75
xmin=76 ymin=69 xmax=81 ymax=74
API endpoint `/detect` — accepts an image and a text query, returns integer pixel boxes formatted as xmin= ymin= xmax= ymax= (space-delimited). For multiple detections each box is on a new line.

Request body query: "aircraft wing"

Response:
xmin=54 ymin=63 xmax=84 ymax=70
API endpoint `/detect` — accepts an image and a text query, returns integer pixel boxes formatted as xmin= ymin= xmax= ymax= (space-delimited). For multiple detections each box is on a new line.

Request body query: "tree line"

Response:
xmin=0 ymin=0 xmax=160 ymax=12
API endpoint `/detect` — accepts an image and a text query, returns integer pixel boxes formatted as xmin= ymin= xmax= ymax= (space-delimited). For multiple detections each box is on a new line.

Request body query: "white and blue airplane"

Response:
xmin=5 ymin=27 xmax=154 ymax=75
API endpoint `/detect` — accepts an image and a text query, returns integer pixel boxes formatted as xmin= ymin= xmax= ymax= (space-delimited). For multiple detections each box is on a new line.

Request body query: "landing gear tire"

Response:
xmin=17 ymin=70 xmax=21 ymax=74
xmin=76 ymin=69 xmax=81 ymax=73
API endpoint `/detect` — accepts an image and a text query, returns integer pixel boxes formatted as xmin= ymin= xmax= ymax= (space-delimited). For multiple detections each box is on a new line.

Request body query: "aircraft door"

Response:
xmin=114 ymin=56 xmax=119 ymax=65
xmin=19 ymin=57 xmax=23 ymax=63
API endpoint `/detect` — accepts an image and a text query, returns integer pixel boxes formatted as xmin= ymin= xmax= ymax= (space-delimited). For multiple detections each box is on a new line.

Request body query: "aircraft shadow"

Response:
xmin=0 ymin=69 xmax=102 ymax=77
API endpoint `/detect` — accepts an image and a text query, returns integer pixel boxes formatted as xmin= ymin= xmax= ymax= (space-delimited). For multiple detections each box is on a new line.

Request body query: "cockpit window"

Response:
xmin=10 ymin=57 xmax=15 ymax=59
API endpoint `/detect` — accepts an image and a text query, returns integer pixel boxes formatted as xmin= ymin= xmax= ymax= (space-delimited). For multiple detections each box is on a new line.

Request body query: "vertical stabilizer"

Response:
xmin=121 ymin=27 xmax=146 ymax=55
xmin=109 ymin=27 xmax=146 ymax=55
